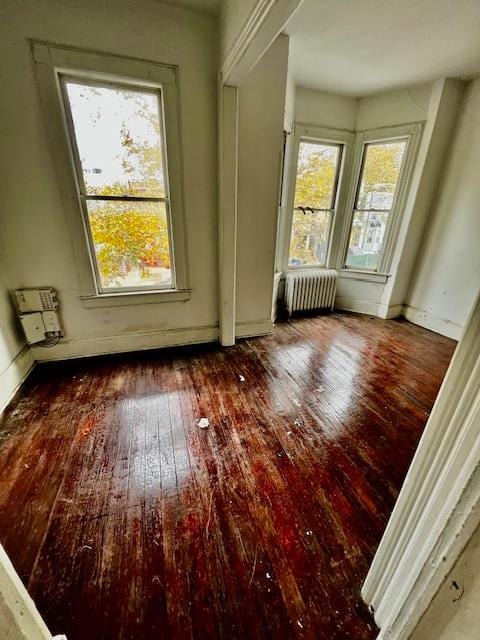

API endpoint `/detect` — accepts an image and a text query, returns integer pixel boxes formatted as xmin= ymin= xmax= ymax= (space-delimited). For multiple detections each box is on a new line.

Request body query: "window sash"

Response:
xmin=32 ymin=42 xmax=188 ymax=300
xmin=287 ymin=137 xmax=344 ymax=268
xmin=288 ymin=208 xmax=334 ymax=269
xmin=344 ymin=137 xmax=409 ymax=272
xmin=277 ymin=123 xmax=421 ymax=278
xmin=345 ymin=208 xmax=391 ymax=271
xmin=293 ymin=141 xmax=344 ymax=211
xmin=59 ymin=74 xmax=176 ymax=294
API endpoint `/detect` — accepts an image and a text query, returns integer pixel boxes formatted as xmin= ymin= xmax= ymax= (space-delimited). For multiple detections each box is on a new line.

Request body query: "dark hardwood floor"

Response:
xmin=0 ymin=313 xmax=456 ymax=640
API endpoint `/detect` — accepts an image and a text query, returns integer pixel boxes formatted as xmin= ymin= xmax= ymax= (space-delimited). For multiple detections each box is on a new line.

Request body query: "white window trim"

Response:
xmin=32 ymin=41 xmax=189 ymax=303
xmin=338 ymin=123 xmax=423 ymax=277
xmin=276 ymin=122 xmax=423 ymax=284
xmin=276 ymin=123 xmax=355 ymax=274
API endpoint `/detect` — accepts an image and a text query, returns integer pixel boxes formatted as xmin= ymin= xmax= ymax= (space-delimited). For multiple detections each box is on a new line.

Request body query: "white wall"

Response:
xmin=284 ymin=71 xmax=296 ymax=132
xmin=0 ymin=259 xmax=33 ymax=412
xmin=295 ymin=87 xmax=356 ymax=130
xmin=381 ymin=78 xmax=465 ymax=325
xmin=410 ymin=524 xmax=480 ymax=640
xmin=406 ymin=79 xmax=480 ymax=338
xmin=0 ymin=0 xmax=219 ymax=361
xmin=356 ymin=83 xmax=432 ymax=130
xmin=294 ymin=83 xmax=432 ymax=132
xmin=236 ymin=35 xmax=289 ymax=336
xmin=220 ymin=0 xmax=258 ymax=65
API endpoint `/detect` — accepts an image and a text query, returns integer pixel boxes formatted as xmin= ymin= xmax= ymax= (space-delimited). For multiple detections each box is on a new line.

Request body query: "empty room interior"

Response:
xmin=1 ymin=1 xmax=480 ymax=639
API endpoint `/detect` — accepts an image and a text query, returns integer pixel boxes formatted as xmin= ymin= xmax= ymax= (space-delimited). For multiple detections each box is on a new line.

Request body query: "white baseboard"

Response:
xmin=236 ymin=319 xmax=273 ymax=339
xmin=402 ymin=305 xmax=463 ymax=340
xmin=335 ymin=297 xmax=380 ymax=316
xmin=32 ymin=325 xmax=219 ymax=362
xmin=378 ymin=303 xmax=404 ymax=320
xmin=0 ymin=346 xmax=35 ymax=412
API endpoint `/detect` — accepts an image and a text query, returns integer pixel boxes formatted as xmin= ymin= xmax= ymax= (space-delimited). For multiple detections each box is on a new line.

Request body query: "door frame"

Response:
xmin=362 ymin=292 xmax=480 ymax=639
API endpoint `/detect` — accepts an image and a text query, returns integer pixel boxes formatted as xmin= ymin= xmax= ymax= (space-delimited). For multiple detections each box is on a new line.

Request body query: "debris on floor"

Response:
xmin=239 ymin=374 xmax=246 ymax=382
xmin=451 ymin=580 xmax=465 ymax=602
xmin=248 ymin=546 xmax=258 ymax=587
xmin=197 ymin=417 xmax=210 ymax=429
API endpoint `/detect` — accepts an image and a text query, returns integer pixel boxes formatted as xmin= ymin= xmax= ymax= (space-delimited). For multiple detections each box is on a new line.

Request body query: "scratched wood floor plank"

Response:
xmin=0 ymin=313 xmax=455 ymax=640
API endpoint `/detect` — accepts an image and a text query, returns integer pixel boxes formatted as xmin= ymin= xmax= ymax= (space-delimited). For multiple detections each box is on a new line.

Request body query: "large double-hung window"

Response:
xmin=33 ymin=42 xmax=188 ymax=304
xmin=345 ymin=139 xmax=407 ymax=271
xmin=61 ymin=78 xmax=173 ymax=292
xmin=281 ymin=123 xmax=420 ymax=276
xmin=289 ymin=140 xmax=343 ymax=268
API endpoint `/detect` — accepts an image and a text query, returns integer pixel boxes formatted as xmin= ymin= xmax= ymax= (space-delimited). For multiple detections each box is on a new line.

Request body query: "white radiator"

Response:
xmin=285 ymin=269 xmax=337 ymax=316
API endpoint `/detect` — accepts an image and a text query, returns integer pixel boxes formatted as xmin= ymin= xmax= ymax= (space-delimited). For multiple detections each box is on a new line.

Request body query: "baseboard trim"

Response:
xmin=31 ymin=325 xmax=219 ymax=362
xmin=236 ymin=319 xmax=274 ymax=339
xmin=0 ymin=346 xmax=35 ymax=412
xmin=402 ymin=305 xmax=463 ymax=340
xmin=378 ymin=303 xmax=404 ymax=320
xmin=335 ymin=297 xmax=380 ymax=316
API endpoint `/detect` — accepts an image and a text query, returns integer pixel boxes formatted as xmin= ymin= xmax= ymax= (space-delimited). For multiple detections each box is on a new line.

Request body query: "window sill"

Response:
xmin=80 ymin=289 xmax=191 ymax=309
xmin=287 ymin=264 xmax=327 ymax=271
xmin=338 ymin=270 xmax=389 ymax=284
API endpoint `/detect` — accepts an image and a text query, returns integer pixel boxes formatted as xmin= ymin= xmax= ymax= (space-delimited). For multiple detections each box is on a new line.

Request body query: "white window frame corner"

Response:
xmin=31 ymin=41 xmax=189 ymax=305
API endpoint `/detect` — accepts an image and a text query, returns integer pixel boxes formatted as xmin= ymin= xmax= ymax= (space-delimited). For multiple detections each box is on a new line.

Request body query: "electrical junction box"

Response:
xmin=14 ymin=288 xmax=58 ymax=312
xmin=19 ymin=312 xmax=46 ymax=344
xmin=15 ymin=288 xmax=62 ymax=344
xmin=41 ymin=310 xmax=61 ymax=333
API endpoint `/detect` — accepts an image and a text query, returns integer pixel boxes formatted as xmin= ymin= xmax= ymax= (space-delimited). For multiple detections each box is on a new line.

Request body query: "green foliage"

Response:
xmin=289 ymin=141 xmax=405 ymax=267
xmin=294 ymin=153 xmax=336 ymax=209
xmin=358 ymin=142 xmax=405 ymax=207
xmin=89 ymin=201 xmax=170 ymax=287
xmin=289 ymin=149 xmax=336 ymax=265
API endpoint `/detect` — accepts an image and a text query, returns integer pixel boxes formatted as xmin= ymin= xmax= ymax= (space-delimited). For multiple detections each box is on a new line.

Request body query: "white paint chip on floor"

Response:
xmin=197 ymin=417 xmax=210 ymax=429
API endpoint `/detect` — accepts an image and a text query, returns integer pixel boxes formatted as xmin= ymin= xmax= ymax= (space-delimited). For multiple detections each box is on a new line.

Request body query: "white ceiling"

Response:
xmin=285 ymin=0 xmax=480 ymax=96
xmin=154 ymin=0 xmax=222 ymax=14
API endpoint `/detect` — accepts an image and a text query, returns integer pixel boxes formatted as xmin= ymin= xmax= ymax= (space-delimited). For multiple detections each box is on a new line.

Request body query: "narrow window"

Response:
xmin=288 ymin=141 xmax=343 ymax=268
xmin=61 ymin=77 xmax=173 ymax=292
xmin=345 ymin=139 xmax=407 ymax=271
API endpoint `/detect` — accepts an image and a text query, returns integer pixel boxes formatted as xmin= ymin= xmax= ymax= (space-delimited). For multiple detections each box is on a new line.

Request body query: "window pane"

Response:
xmin=345 ymin=210 xmax=389 ymax=270
xmin=294 ymin=142 xmax=341 ymax=209
xmin=65 ymin=81 xmax=165 ymax=198
xmin=356 ymin=140 xmax=407 ymax=210
xmin=86 ymin=201 xmax=172 ymax=289
xmin=289 ymin=209 xmax=330 ymax=267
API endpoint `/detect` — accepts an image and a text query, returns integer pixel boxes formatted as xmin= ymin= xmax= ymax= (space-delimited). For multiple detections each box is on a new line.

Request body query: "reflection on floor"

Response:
xmin=0 ymin=313 xmax=456 ymax=640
